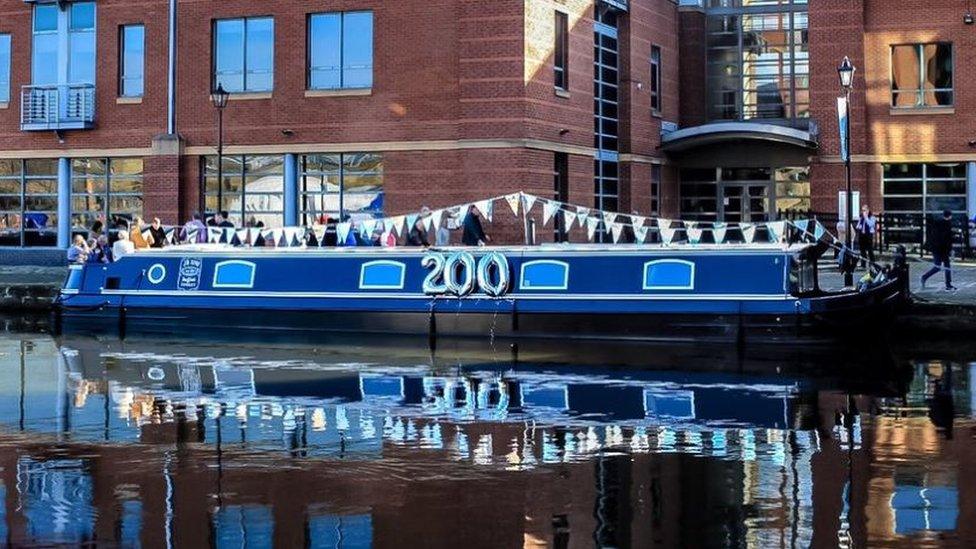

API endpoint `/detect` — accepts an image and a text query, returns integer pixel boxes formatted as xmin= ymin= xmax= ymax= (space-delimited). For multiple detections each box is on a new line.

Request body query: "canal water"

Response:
xmin=0 ymin=319 xmax=972 ymax=548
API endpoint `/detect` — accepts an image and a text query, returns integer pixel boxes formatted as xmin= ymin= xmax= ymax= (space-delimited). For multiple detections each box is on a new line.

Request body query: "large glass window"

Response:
xmin=594 ymin=6 xmax=620 ymax=242
xmin=554 ymin=11 xmax=568 ymax=91
xmin=300 ymin=153 xmax=383 ymax=224
xmin=308 ymin=11 xmax=373 ymax=90
xmin=31 ymin=2 xmax=96 ymax=86
xmin=203 ymin=155 xmax=283 ymax=227
xmin=214 ymin=17 xmax=274 ymax=93
xmin=119 ymin=24 xmax=145 ymax=97
xmin=890 ymin=43 xmax=953 ymax=108
xmin=0 ymin=159 xmax=59 ymax=247
xmin=705 ymin=1 xmax=808 ymax=121
xmin=774 ymin=166 xmax=810 ymax=214
xmin=70 ymin=158 xmax=144 ymax=235
xmin=0 ymin=35 xmax=10 ymax=103
xmin=882 ymin=163 xmax=967 ymax=247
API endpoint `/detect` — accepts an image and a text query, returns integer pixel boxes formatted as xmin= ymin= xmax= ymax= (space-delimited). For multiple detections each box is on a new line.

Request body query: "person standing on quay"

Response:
xmin=921 ymin=209 xmax=957 ymax=291
xmin=855 ymin=205 xmax=877 ymax=268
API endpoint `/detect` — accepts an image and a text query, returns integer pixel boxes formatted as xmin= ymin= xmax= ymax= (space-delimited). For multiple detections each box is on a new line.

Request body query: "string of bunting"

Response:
xmin=146 ymin=191 xmax=843 ymax=248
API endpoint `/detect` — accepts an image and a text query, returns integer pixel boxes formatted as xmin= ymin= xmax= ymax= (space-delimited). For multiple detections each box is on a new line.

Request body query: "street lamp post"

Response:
xmin=838 ymin=56 xmax=856 ymax=287
xmin=210 ymin=84 xmax=230 ymax=220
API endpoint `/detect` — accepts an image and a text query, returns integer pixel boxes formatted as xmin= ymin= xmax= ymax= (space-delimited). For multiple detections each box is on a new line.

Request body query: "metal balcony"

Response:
xmin=21 ymin=83 xmax=95 ymax=131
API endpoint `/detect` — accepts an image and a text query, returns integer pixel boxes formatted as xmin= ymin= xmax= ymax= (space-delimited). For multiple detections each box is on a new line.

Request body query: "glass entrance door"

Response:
xmin=720 ymin=183 xmax=772 ymax=223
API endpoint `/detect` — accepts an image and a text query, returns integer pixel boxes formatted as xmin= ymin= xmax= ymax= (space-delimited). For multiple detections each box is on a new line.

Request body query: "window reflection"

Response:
xmin=300 ymin=153 xmax=383 ymax=225
xmin=214 ymin=17 xmax=274 ymax=93
xmin=891 ymin=43 xmax=953 ymax=108
xmin=203 ymin=155 xmax=284 ymax=227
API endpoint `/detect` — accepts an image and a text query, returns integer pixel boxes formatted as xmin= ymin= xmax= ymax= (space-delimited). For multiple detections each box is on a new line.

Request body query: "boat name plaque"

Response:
xmin=177 ymin=258 xmax=202 ymax=291
xmin=422 ymin=251 xmax=510 ymax=297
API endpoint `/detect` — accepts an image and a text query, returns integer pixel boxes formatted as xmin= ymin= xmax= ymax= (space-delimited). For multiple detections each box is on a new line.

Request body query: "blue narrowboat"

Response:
xmin=57 ymin=243 xmax=907 ymax=343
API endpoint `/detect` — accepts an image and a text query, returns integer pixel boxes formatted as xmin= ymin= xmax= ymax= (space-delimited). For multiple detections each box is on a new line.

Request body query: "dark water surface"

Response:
xmin=0 ymin=320 xmax=973 ymax=548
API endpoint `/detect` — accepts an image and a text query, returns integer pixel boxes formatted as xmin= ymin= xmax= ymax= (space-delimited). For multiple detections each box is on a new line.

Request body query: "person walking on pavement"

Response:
xmin=461 ymin=204 xmax=490 ymax=246
xmin=921 ymin=209 xmax=957 ymax=290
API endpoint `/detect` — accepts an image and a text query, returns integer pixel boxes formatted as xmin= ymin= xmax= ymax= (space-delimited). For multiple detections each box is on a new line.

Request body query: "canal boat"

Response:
xmin=56 ymin=242 xmax=907 ymax=343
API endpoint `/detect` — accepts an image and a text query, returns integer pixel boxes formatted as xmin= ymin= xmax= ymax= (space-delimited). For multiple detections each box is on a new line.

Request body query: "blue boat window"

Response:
xmin=520 ymin=260 xmax=569 ymax=290
xmin=213 ymin=260 xmax=256 ymax=289
xmin=359 ymin=260 xmax=405 ymax=290
xmin=643 ymin=259 xmax=695 ymax=290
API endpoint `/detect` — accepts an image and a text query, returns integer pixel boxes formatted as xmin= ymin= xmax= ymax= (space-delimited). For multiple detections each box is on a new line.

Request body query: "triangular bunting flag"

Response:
xmin=475 ymin=199 xmax=493 ymax=222
xmin=165 ymin=228 xmax=177 ymax=244
xmin=585 ymin=217 xmax=599 ymax=241
xmin=361 ymin=218 xmax=378 ymax=237
xmin=431 ymin=209 xmax=444 ymax=231
xmin=186 ymin=228 xmax=199 ymax=243
xmin=543 ymin=200 xmax=559 ymax=225
xmin=421 ymin=214 xmax=433 ymax=232
xmin=390 ymin=216 xmax=405 ymax=237
xmin=767 ymin=220 xmax=786 ymax=243
xmin=505 ymin=193 xmax=521 ymax=215
xmin=741 ymin=223 xmax=756 ymax=243
xmin=223 ymin=227 xmax=235 ymax=244
xmin=610 ymin=222 xmax=624 ymax=243
xmin=336 ymin=222 xmax=351 ymax=244
xmin=207 ymin=227 xmax=222 ymax=243
xmin=687 ymin=226 xmax=704 ymax=244
xmin=405 ymin=214 xmax=419 ymax=233
xmin=658 ymin=219 xmax=675 ymax=245
xmin=236 ymin=228 xmax=250 ymax=246
xmin=630 ymin=215 xmax=646 ymax=229
xmin=576 ymin=207 xmax=590 ymax=226
xmin=522 ymin=194 xmax=537 ymax=214
xmin=141 ymin=229 xmax=152 ymax=242
xmin=634 ymin=225 xmax=649 ymax=244
xmin=712 ymin=222 xmax=728 ymax=244
xmin=562 ymin=209 xmax=577 ymax=231
xmin=813 ymin=221 xmax=826 ymax=240
xmin=602 ymin=211 xmax=617 ymax=228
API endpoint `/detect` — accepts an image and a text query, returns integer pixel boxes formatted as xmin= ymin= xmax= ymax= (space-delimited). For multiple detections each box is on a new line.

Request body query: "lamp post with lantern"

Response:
xmin=210 ymin=84 xmax=230 ymax=220
xmin=838 ymin=56 xmax=855 ymax=287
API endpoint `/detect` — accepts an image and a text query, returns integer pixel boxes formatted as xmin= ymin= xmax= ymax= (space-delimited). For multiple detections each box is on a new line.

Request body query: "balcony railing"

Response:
xmin=21 ymin=83 xmax=95 ymax=131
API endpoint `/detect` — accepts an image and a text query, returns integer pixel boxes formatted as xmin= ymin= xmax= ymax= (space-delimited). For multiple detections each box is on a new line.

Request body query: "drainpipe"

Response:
xmin=57 ymin=157 xmax=70 ymax=248
xmin=167 ymin=0 xmax=177 ymax=135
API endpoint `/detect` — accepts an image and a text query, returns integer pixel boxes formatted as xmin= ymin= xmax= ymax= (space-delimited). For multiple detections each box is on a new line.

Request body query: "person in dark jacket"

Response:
xmin=921 ymin=209 xmax=957 ymax=290
xmin=461 ymin=205 xmax=490 ymax=246
xmin=406 ymin=217 xmax=429 ymax=247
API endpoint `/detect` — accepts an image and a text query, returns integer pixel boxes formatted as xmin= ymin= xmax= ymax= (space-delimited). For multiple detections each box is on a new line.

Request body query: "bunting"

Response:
xmin=686 ymin=226 xmax=704 ymax=244
xmin=431 ymin=209 xmax=444 ymax=231
xmin=610 ymin=222 xmax=624 ymax=243
xmin=766 ymin=220 xmax=786 ymax=243
xmin=741 ymin=223 xmax=756 ymax=243
xmin=542 ymin=200 xmax=559 ymax=225
xmin=405 ymin=214 xmax=419 ymax=232
xmin=562 ymin=209 xmax=578 ymax=231
xmin=336 ymin=222 xmax=352 ymax=244
xmin=475 ymin=199 xmax=494 ymax=222
xmin=585 ymin=217 xmax=599 ymax=241
xmin=658 ymin=219 xmax=676 ymax=245
xmin=634 ymin=225 xmax=649 ymax=244
xmin=602 ymin=211 xmax=617 ymax=228
xmin=505 ymin=193 xmax=521 ymax=215
xmin=712 ymin=223 xmax=728 ymax=244
xmin=390 ymin=216 xmax=405 ymax=237
xmin=522 ymin=194 xmax=537 ymax=214
xmin=360 ymin=218 xmax=378 ymax=238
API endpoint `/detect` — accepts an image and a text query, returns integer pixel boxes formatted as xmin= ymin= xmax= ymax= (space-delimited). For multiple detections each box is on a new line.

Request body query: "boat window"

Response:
xmin=520 ymin=260 xmax=569 ymax=290
xmin=789 ymin=256 xmax=818 ymax=295
xmin=213 ymin=260 xmax=256 ymax=289
xmin=645 ymin=390 xmax=695 ymax=419
xmin=643 ymin=259 xmax=695 ymax=290
xmin=359 ymin=260 xmax=406 ymax=290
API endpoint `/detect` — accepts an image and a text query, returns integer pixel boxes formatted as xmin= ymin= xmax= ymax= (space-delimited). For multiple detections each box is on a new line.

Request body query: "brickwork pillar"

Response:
xmin=145 ymin=134 xmax=184 ymax=226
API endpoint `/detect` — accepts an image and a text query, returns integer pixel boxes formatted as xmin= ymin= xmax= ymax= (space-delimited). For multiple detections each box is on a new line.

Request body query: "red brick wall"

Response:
xmin=676 ymin=8 xmax=706 ymax=129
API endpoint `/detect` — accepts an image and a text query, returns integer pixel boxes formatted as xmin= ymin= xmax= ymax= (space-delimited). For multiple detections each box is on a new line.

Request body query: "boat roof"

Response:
xmin=134 ymin=242 xmax=813 ymax=255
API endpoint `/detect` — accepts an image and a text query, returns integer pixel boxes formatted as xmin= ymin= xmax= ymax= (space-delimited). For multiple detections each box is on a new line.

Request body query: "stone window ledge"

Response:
xmin=554 ymin=87 xmax=570 ymax=99
xmin=0 ymin=102 xmax=8 ymax=110
xmin=229 ymin=92 xmax=273 ymax=101
xmin=305 ymin=88 xmax=372 ymax=98
xmin=889 ymin=106 xmax=954 ymax=116
xmin=116 ymin=96 xmax=143 ymax=105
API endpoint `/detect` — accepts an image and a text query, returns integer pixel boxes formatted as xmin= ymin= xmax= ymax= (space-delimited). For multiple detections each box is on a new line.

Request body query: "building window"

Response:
xmin=0 ymin=160 xmax=58 ymax=247
xmin=882 ymin=163 xmax=967 ymax=248
xmin=0 ymin=35 xmax=10 ymax=103
xmin=774 ymin=167 xmax=810 ymax=215
xmin=214 ymin=17 xmax=274 ymax=93
xmin=890 ymin=43 xmax=953 ymax=108
xmin=308 ymin=11 xmax=373 ymax=90
xmin=650 ymin=45 xmax=661 ymax=114
xmin=300 ymin=153 xmax=383 ymax=224
xmin=650 ymin=164 xmax=661 ymax=216
xmin=119 ymin=24 xmax=145 ymax=97
xmin=32 ymin=2 xmax=96 ymax=86
xmin=554 ymin=11 xmax=568 ymax=91
xmin=203 ymin=155 xmax=283 ymax=228
xmin=554 ymin=153 xmax=568 ymax=242
xmin=70 ymin=158 xmax=144 ymax=237
xmin=594 ymin=7 xmax=620 ymax=242
xmin=705 ymin=2 xmax=808 ymax=121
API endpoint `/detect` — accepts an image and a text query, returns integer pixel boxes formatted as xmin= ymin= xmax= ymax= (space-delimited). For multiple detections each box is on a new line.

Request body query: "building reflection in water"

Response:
xmin=0 ymin=336 xmax=971 ymax=547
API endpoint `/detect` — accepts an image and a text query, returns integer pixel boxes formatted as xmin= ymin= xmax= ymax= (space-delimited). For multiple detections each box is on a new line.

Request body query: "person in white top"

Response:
xmin=112 ymin=229 xmax=136 ymax=260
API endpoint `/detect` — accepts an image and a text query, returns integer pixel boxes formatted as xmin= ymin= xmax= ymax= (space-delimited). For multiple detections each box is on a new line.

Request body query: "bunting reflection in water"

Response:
xmin=0 ymin=333 xmax=972 ymax=547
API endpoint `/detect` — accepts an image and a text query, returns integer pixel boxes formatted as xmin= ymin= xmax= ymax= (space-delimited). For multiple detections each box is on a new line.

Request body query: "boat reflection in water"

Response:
xmin=0 ymin=334 xmax=973 ymax=547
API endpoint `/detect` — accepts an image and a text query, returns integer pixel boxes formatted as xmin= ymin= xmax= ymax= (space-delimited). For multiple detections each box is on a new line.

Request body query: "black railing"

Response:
xmin=779 ymin=210 xmax=973 ymax=259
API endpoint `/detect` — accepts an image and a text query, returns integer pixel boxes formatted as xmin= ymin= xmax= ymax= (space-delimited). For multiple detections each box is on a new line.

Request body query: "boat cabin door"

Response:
xmin=720 ymin=183 xmax=772 ymax=223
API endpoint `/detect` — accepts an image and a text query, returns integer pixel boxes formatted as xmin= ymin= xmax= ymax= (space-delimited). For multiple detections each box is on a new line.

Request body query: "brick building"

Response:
xmin=0 ymin=0 xmax=972 ymax=257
